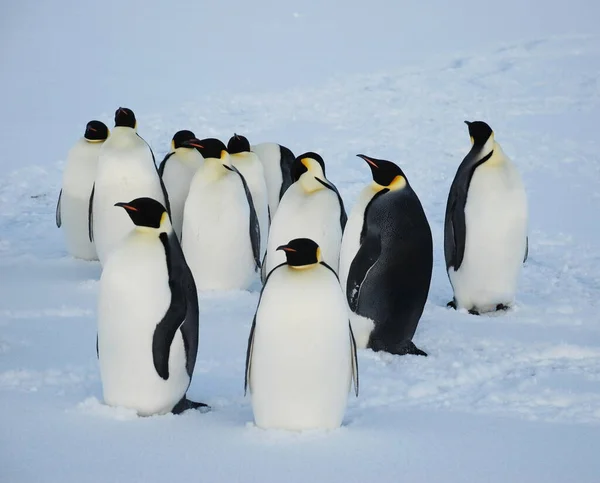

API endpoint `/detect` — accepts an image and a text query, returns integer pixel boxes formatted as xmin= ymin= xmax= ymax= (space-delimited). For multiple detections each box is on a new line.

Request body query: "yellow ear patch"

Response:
xmin=301 ymin=158 xmax=310 ymax=170
xmin=170 ymin=140 xmax=175 ymax=151
xmin=160 ymin=212 xmax=169 ymax=227
xmin=389 ymin=175 xmax=407 ymax=191
xmin=470 ymin=136 xmax=475 ymax=145
xmin=316 ymin=246 xmax=322 ymax=262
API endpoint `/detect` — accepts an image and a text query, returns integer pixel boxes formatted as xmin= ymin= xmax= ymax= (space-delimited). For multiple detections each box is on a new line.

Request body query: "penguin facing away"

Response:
xmin=158 ymin=130 xmax=204 ymax=239
xmin=97 ymin=197 xmax=208 ymax=416
xmin=181 ymin=138 xmax=261 ymax=291
xmin=245 ymin=237 xmax=358 ymax=431
xmin=444 ymin=121 xmax=528 ymax=315
xmin=263 ymin=152 xmax=347 ymax=278
xmin=56 ymin=120 xmax=109 ymax=260
xmin=250 ymin=142 xmax=295 ymax=216
xmin=91 ymin=107 xmax=168 ymax=266
xmin=347 ymin=155 xmax=432 ymax=356
xmin=227 ymin=134 xmax=270 ymax=257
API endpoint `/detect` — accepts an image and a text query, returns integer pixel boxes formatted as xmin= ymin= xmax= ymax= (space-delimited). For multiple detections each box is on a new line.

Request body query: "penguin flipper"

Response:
xmin=158 ymin=152 xmax=174 ymax=178
xmin=56 ymin=189 xmax=62 ymax=228
xmin=349 ymin=322 xmax=359 ymax=397
xmin=524 ymin=236 xmax=529 ymax=263
xmin=139 ymin=133 xmax=172 ymax=217
xmin=244 ymin=315 xmax=256 ymax=396
xmin=346 ymin=230 xmax=381 ymax=311
xmin=171 ymin=396 xmax=210 ymax=415
xmin=88 ymin=184 xmax=95 ymax=242
xmin=230 ymin=165 xmax=261 ymax=270
xmin=315 ymin=177 xmax=348 ymax=232
xmin=278 ymin=144 xmax=295 ymax=200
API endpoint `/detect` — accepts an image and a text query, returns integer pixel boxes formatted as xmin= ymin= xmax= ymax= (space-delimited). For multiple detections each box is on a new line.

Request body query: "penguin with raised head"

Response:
xmin=158 ymin=130 xmax=204 ymax=239
xmin=98 ymin=197 xmax=208 ymax=416
xmin=263 ymin=152 xmax=347 ymax=278
xmin=56 ymin=120 xmax=109 ymax=260
xmin=250 ymin=142 xmax=295 ymax=215
xmin=227 ymin=134 xmax=269 ymax=256
xmin=91 ymin=107 xmax=168 ymax=266
xmin=444 ymin=121 xmax=528 ymax=315
xmin=181 ymin=138 xmax=261 ymax=291
xmin=245 ymin=237 xmax=358 ymax=431
xmin=346 ymin=155 xmax=432 ymax=355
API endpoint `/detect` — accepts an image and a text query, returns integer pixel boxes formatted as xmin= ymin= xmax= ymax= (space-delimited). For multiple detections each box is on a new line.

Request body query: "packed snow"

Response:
xmin=2 ymin=1 xmax=600 ymax=481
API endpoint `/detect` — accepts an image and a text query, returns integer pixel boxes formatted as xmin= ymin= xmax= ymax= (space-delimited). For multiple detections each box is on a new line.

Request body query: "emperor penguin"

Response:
xmin=91 ymin=107 xmax=169 ymax=266
xmin=181 ymin=138 xmax=261 ymax=291
xmin=346 ymin=155 xmax=432 ymax=355
xmin=263 ymin=152 xmax=347 ymax=278
xmin=245 ymin=237 xmax=358 ymax=431
xmin=444 ymin=121 xmax=528 ymax=315
xmin=97 ymin=197 xmax=208 ymax=416
xmin=227 ymin=134 xmax=270 ymax=256
xmin=158 ymin=130 xmax=204 ymax=239
xmin=250 ymin=142 xmax=295 ymax=216
xmin=56 ymin=120 xmax=109 ymax=260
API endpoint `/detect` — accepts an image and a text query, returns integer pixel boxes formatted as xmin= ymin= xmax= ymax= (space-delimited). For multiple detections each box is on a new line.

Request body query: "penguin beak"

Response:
xmin=464 ymin=120 xmax=472 ymax=126
xmin=87 ymin=126 xmax=97 ymax=133
xmin=357 ymin=154 xmax=378 ymax=168
xmin=183 ymin=139 xmax=204 ymax=149
xmin=276 ymin=245 xmax=296 ymax=253
xmin=114 ymin=202 xmax=138 ymax=212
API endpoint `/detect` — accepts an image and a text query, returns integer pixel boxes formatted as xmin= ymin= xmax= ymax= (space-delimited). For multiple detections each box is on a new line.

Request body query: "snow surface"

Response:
xmin=2 ymin=1 xmax=600 ymax=481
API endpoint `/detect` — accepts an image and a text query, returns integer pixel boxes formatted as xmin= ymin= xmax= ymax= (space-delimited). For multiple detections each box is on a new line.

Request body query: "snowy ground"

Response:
xmin=2 ymin=2 xmax=600 ymax=482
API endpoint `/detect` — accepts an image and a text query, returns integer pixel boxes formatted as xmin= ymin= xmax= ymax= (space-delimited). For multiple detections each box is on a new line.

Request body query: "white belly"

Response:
xmin=181 ymin=172 xmax=255 ymax=291
xmin=265 ymin=185 xmax=343 ymax=275
xmin=450 ymin=158 xmax=528 ymax=312
xmin=162 ymin=157 xmax=199 ymax=239
xmin=250 ymin=266 xmax=352 ymax=430
xmin=251 ymin=143 xmax=284 ymax=216
xmin=60 ymin=140 xmax=101 ymax=260
xmin=93 ymin=138 xmax=165 ymax=266
xmin=339 ymin=186 xmax=375 ymax=294
xmin=97 ymin=233 xmax=189 ymax=416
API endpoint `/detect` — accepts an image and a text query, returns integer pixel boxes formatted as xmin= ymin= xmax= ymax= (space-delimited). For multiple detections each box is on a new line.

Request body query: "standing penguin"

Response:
xmin=181 ymin=138 xmax=261 ymax=291
xmin=250 ymin=142 xmax=295 ymax=216
xmin=56 ymin=120 xmax=109 ymax=260
xmin=444 ymin=121 xmax=528 ymax=314
xmin=227 ymin=134 xmax=270 ymax=257
xmin=97 ymin=197 xmax=208 ymax=416
xmin=347 ymin=155 xmax=432 ymax=355
xmin=91 ymin=107 xmax=168 ymax=266
xmin=263 ymin=152 xmax=347 ymax=277
xmin=245 ymin=238 xmax=358 ymax=431
xmin=158 ymin=130 xmax=204 ymax=239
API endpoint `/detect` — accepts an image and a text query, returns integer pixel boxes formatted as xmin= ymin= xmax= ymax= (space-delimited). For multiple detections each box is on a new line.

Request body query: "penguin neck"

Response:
xmin=112 ymin=126 xmax=137 ymax=136
xmin=133 ymin=213 xmax=173 ymax=236
xmin=203 ymin=157 xmax=232 ymax=180
xmin=299 ymin=171 xmax=327 ymax=193
xmin=175 ymin=147 xmax=204 ymax=167
xmin=485 ymin=140 xmax=507 ymax=167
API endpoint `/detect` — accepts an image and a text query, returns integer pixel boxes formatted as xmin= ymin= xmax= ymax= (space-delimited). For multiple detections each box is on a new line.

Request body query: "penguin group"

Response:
xmin=56 ymin=107 xmax=528 ymax=430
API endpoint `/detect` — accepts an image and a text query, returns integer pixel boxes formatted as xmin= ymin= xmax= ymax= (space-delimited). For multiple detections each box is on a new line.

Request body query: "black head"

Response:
xmin=115 ymin=197 xmax=168 ymax=229
xmin=114 ymin=107 xmax=136 ymax=128
xmin=357 ymin=154 xmax=405 ymax=187
xmin=180 ymin=137 xmax=205 ymax=151
xmin=292 ymin=152 xmax=326 ymax=182
xmin=84 ymin=120 xmax=109 ymax=142
xmin=277 ymin=238 xmax=321 ymax=268
xmin=465 ymin=120 xmax=493 ymax=147
xmin=172 ymin=130 xmax=196 ymax=149
xmin=196 ymin=138 xmax=228 ymax=159
xmin=227 ymin=133 xmax=251 ymax=154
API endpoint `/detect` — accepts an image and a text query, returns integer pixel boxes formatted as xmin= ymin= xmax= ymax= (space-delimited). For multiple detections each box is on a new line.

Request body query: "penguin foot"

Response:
xmin=172 ymin=397 xmax=211 ymax=415
xmin=404 ymin=341 xmax=428 ymax=357
xmin=468 ymin=308 xmax=480 ymax=316
xmin=446 ymin=300 xmax=457 ymax=310
xmin=370 ymin=340 xmax=428 ymax=357
xmin=496 ymin=303 xmax=510 ymax=312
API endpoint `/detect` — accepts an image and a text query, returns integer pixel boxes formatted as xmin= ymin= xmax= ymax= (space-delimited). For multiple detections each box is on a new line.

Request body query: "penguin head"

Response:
xmin=277 ymin=238 xmax=321 ymax=269
xmin=84 ymin=120 xmax=109 ymax=142
xmin=357 ymin=154 xmax=407 ymax=191
xmin=115 ymin=197 xmax=170 ymax=233
xmin=171 ymin=130 xmax=196 ymax=150
xmin=465 ymin=120 xmax=493 ymax=147
xmin=227 ymin=133 xmax=251 ymax=154
xmin=114 ymin=107 xmax=136 ymax=129
xmin=194 ymin=138 xmax=228 ymax=160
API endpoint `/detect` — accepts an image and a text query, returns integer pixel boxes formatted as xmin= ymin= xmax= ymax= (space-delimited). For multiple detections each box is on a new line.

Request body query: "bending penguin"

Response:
xmin=263 ymin=152 xmax=347 ymax=278
xmin=347 ymin=155 xmax=432 ymax=355
xmin=56 ymin=120 xmax=109 ymax=260
xmin=245 ymin=237 xmax=358 ymax=431
xmin=250 ymin=142 xmax=295 ymax=216
xmin=158 ymin=130 xmax=204 ymax=239
xmin=97 ymin=197 xmax=208 ymax=416
xmin=91 ymin=107 xmax=169 ymax=266
xmin=227 ymin=134 xmax=270 ymax=257
xmin=181 ymin=138 xmax=261 ymax=291
xmin=444 ymin=121 xmax=528 ymax=315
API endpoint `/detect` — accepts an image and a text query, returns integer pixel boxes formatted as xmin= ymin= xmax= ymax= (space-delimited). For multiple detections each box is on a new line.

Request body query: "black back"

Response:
xmin=278 ymin=145 xmax=296 ymax=200
xmin=315 ymin=178 xmax=348 ymax=231
xmin=153 ymin=231 xmax=199 ymax=380
xmin=136 ymin=133 xmax=172 ymax=218
xmin=347 ymin=184 xmax=432 ymax=355
xmin=443 ymin=146 xmax=493 ymax=271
